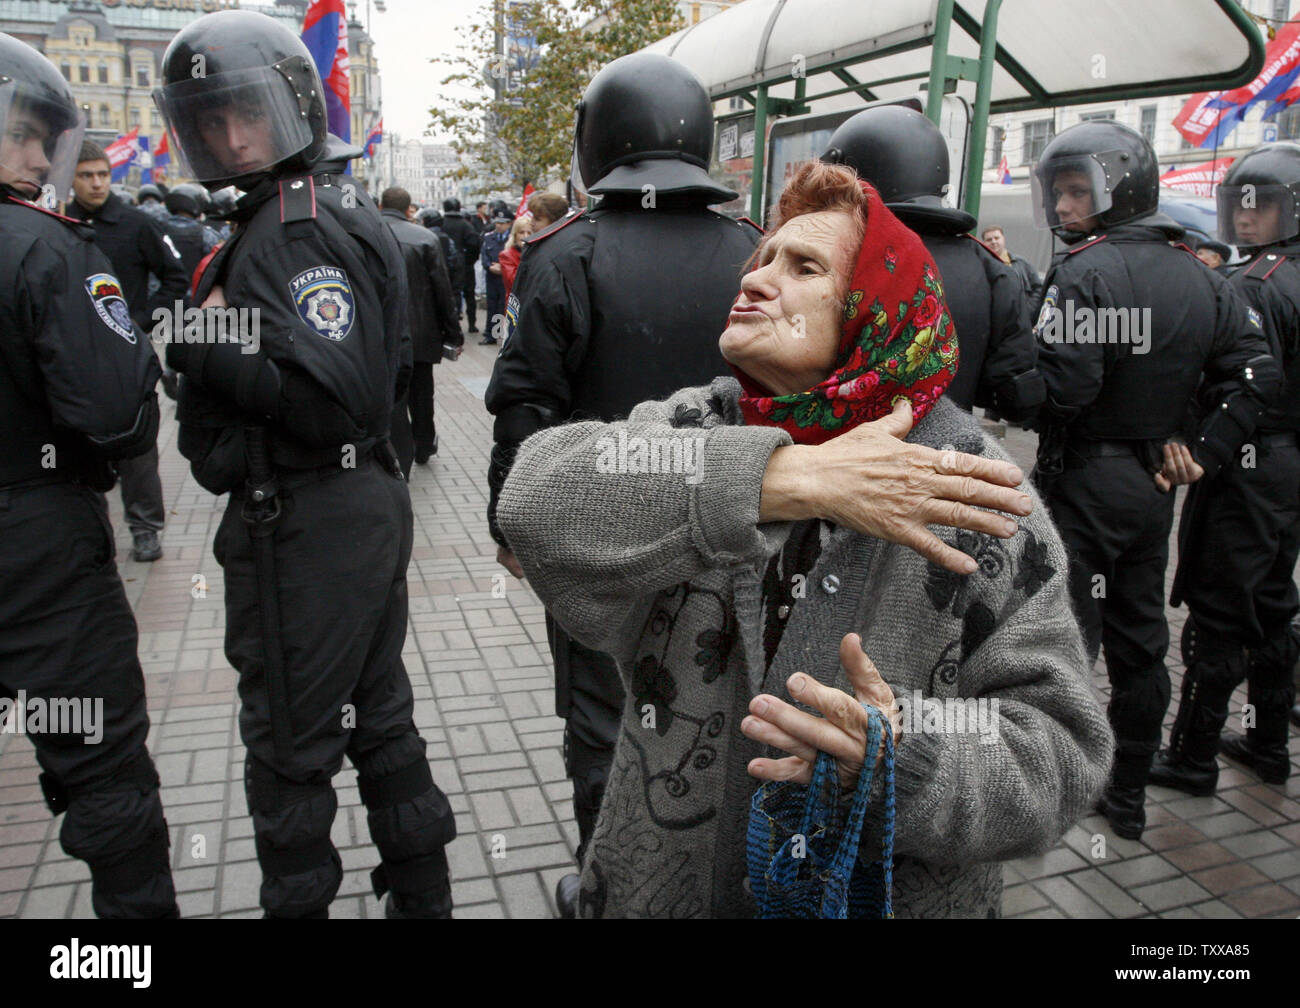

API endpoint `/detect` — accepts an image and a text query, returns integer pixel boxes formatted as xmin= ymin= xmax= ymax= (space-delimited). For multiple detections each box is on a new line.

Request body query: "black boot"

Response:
xmin=1149 ymin=639 xmax=1242 ymax=796
xmin=1219 ymin=636 xmax=1297 ymax=785
xmin=1098 ymin=740 xmax=1159 ymax=840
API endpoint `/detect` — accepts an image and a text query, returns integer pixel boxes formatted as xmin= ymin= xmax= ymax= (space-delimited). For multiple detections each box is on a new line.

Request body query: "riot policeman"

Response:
xmin=484 ymin=51 xmax=761 ymax=917
xmin=162 ymin=182 xmax=221 ymax=285
xmin=1152 ymin=143 xmax=1300 ymax=794
xmin=136 ymin=181 xmax=169 ymax=223
xmin=0 ymin=31 xmax=176 ymax=917
xmin=1029 ymin=121 xmax=1279 ymax=839
xmin=822 ymin=104 xmax=1045 ymax=424
xmin=153 ymin=9 xmax=456 ymax=918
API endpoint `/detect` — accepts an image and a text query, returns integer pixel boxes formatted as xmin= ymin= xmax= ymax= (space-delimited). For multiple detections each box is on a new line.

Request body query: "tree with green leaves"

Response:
xmin=428 ymin=0 xmax=684 ymax=193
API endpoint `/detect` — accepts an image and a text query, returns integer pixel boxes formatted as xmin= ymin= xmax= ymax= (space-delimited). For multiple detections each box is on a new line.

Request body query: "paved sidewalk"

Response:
xmin=1 ymin=339 xmax=1296 ymax=918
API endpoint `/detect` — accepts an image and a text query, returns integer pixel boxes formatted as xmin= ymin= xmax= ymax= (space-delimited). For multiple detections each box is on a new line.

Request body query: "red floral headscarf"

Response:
xmin=735 ymin=180 xmax=958 ymax=445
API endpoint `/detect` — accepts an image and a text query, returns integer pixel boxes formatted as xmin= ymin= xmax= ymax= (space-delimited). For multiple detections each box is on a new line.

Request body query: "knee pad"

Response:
xmin=244 ymin=757 xmax=338 ymax=881
xmin=58 ymin=752 xmax=173 ymax=902
xmin=355 ymin=737 xmax=456 ymax=899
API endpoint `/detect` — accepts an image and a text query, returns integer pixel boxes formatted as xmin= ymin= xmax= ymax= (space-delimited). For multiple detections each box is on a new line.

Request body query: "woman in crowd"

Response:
xmin=497 ymin=161 xmax=1112 ymax=918
xmin=498 ymin=213 xmax=533 ymax=303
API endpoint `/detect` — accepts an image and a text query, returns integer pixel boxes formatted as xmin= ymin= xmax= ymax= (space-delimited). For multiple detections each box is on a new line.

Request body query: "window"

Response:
xmin=1140 ymin=105 xmax=1157 ymax=145
xmin=1022 ymin=118 xmax=1054 ymax=162
xmin=135 ymin=64 xmax=149 ymax=87
xmin=100 ymin=104 xmax=111 ymax=129
xmin=61 ymin=61 xmax=71 ymax=81
xmin=1079 ymin=109 xmax=1116 ymax=122
xmin=79 ymin=63 xmax=89 ymax=83
xmin=150 ymin=109 xmax=161 ymax=130
xmin=98 ymin=62 xmax=108 ymax=84
xmin=987 ymin=125 xmax=1005 ymax=168
xmin=1278 ymin=103 xmax=1300 ymax=140
xmin=129 ymin=108 xmax=140 ymax=128
xmin=1274 ymin=1 xmax=1290 ymax=25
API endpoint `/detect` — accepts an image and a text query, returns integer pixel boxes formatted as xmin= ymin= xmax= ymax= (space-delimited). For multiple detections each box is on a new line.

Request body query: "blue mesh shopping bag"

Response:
xmin=746 ymin=703 xmax=895 ymax=919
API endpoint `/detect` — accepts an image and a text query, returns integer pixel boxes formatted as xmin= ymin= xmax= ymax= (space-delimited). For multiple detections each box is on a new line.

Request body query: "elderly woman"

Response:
xmin=497 ymin=161 xmax=1112 ymax=918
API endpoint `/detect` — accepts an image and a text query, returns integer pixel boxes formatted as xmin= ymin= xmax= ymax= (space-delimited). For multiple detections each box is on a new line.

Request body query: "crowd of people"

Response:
xmin=0 ymin=5 xmax=1296 ymax=921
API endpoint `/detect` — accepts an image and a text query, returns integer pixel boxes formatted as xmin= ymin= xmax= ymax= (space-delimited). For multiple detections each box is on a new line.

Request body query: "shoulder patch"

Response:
xmin=289 ymin=266 xmax=354 ymax=341
xmin=503 ymin=291 xmax=520 ymax=346
xmin=1246 ymin=305 xmax=1264 ymax=332
xmin=85 ymin=273 xmax=136 ymax=344
xmin=1033 ymin=284 xmax=1060 ymax=338
xmin=1065 ymin=234 xmax=1107 ymax=257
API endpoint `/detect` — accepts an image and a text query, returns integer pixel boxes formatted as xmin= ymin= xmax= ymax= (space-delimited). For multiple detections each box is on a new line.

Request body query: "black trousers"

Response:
xmin=546 ymin=612 xmax=625 ymax=866
xmin=1179 ymin=440 xmax=1300 ymax=728
xmin=484 ymin=274 xmax=504 ymax=340
xmin=117 ymin=444 xmax=164 ymax=535
xmin=0 ymin=481 xmax=176 ymax=918
xmin=409 ymin=362 xmax=436 ymax=457
xmin=214 ymin=458 xmax=456 ymax=917
xmin=459 ymin=271 xmax=477 ymax=331
xmin=1041 ymin=452 xmax=1174 ymax=749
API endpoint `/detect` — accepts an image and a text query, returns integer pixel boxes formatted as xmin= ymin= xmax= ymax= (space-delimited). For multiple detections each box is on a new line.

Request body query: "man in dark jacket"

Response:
xmin=479 ymin=210 xmax=511 ymax=345
xmin=982 ymin=224 xmax=1043 ymax=302
xmin=0 ymin=30 xmax=176 ymax=918
xmin=441 ymin=197 xmax=481 ymax=333
xmin=154 ymin=9 xmax=456 ymax=919
xmin=69 ymin=141 xmax=187 ymax=563
xmin=381 ymin=187 xmax=462 ymax=470
xmin=1030 ymin=121 xmax=1279 ymax=841
xmin=485 ymin=51 xmax=762 ymax=917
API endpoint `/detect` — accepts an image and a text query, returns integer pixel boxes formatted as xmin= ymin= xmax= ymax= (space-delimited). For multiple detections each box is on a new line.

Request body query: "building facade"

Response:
xmin=0 ymin=0 xmax=385 ymax=189
xmin=986 ymin=0 xmax=1296 ymax=182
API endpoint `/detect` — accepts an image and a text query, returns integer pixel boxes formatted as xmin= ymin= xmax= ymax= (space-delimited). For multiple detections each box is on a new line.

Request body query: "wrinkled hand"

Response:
xmin=1154 ymin=441 xmax=1204 ymax=493
xmin=743 ymin=633 xmax=901 ymax=791
xmin=766 ymin=399 xmax=1032 ymax=574
xmin=497 ymin=545 xmax=525 ymax=579
xmin=201 ymin=284 xmax=227 ymax=310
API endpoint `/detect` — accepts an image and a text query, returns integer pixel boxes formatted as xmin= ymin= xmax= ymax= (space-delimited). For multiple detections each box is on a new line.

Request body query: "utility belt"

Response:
xmin=1063 ymin=437 xmax=1164 ymax=472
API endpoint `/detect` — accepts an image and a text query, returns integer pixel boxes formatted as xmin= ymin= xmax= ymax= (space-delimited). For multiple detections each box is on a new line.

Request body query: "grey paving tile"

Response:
xmin=1129 ymin=876 xmax=1213 ymax=913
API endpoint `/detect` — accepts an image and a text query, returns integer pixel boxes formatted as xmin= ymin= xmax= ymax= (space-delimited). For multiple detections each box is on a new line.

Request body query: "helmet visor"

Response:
xmin=569 ymin=104 xmax=588 ymax=197
xmin=0 ymin=78 xmax=85 ymax=208
xmin=153 ymin=65 xmax=312 ymax=184
xmin=1030 ymin=150 xmax=1120 ymax=230
xmin=1216 ymin=183 xmax=1300 ymax=247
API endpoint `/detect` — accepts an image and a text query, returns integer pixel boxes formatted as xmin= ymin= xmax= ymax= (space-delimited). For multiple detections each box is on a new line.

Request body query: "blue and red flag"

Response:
xmin=153 ymin=131 xmax=170 ymax=179
xmin=301 ymin=0 xmax=351 ymax=142
xmin=105 ymin=128 xmax=141 ymax=183
xmin=363 ymin=119 xmax=383 ymax=159
xmin=998 ymin=155 xmax=1012 ymax=185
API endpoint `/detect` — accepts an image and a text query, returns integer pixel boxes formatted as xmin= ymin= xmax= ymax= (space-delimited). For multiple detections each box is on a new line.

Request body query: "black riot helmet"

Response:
xmin=417 ymin=207 xmax=442 ymax=229
xmin=137 ymin=182 xmax=164 ymax=204
xmin=0 ymin=31 xmax=85 ymax=207
xmin=1217 ymin=142 xmax=1300 ymax=251
xmin=443 ymin=197 xmax=460 ymax=212
xmin=822 ymin=104 xmax=949 ymax=208
xmin=208 ymin=185 xmax=238 ymax=219
xmin=571 ymin=52 xmax=734 ymax=202
xmin=164 ymin=181 xmax=210 ymax=218
xmin=153 ymin=10 xmax=327 ymax=190
xmin=1031 ymin=120 xmax=1159 ymax=235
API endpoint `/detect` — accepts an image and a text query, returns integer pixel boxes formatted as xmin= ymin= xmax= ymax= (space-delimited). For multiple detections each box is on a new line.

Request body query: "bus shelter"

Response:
xmin=640 ymin=0 xmax=1266 ymax=221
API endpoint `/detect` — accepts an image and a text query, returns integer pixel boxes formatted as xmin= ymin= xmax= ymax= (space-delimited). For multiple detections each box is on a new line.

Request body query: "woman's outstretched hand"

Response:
xmin=759 ymin=399 xmax=1032 ymax=574
xmin=743 ymin=633 xmax=901 ymax=791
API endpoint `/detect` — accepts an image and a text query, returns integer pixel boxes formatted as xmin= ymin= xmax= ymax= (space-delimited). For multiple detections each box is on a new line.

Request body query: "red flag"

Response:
xmin=105 ymin=128 xmax=140 ymax=169
xmin=1161 ymin=157 xmax=1236 ymax=199
xmin=1173 ymin=92 xmax=1241 ymax=149
xmin=1216 ymin=22 xmax=1300 ymax=108
xmin=516 ymin=183 xmax=536 ymax=217
xmin=998 ymin=156 xmax=1011 ymax=185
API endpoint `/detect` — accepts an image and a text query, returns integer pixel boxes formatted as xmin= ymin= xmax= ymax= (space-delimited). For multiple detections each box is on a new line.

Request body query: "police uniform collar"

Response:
xmin=72 ymin=190 xmax=123 ymax=223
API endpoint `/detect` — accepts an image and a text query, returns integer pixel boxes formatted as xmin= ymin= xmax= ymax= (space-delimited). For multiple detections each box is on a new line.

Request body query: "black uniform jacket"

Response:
xmin=68 ymin=191 xmax=188 ymax=331
xmin=381 ymin=208 xmax=461 ymax=364
xmin=1231 ymin=241 xmax=1300 ymax=433
xmin=0 ymin=192 xmax=160 ymax=487
xmin=441 ymin=211 xmax=482 ymax=277
xmin=169 ymin=166 xmax=410 ymax=493
xmin=1035 ymin=214 xmax=1276 ymax=467
xmin=483 ymin=195 xmax=762 ymax=545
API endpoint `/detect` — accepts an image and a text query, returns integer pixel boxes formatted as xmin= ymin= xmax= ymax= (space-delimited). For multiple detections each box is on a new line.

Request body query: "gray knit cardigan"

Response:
xmin=498 ymin=378 xmax=1114 ymax=918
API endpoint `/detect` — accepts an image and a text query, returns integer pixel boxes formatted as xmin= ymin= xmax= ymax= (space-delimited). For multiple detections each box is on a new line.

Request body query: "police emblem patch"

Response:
xmin=503 ymin=291 xmax=520 ymax=346
xmin=1034 ymin=284 xmax=1059 ymax=337
xmin=289 ymin=266 xmax=355 ymax=341
xmin=85 ymin=273 xmax=136 ymax=344
xmin=1246 ymin=306 xmax=1263 ymax=331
